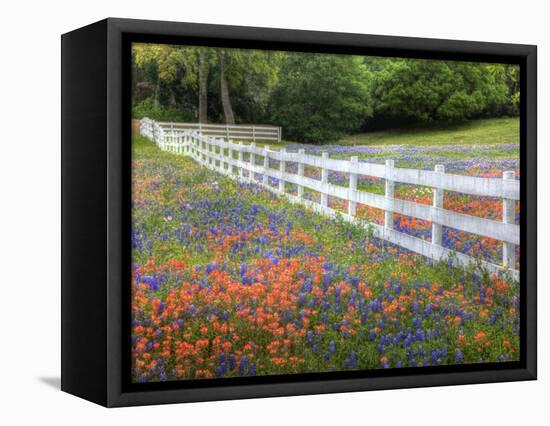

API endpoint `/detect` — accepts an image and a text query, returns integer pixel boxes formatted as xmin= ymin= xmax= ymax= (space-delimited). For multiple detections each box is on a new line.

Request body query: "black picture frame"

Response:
xmin=61 ymin=17 xmax=537 ymax=407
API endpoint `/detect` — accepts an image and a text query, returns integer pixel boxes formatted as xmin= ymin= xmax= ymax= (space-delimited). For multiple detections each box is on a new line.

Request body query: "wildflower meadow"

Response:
xmin=131 ymin=132 xmax=520 ymax=383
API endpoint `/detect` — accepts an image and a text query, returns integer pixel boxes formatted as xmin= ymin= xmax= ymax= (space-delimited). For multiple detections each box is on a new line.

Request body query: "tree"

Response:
xmin=210 ymin=48 xmax=283 ymax=124
xmin=133 ymin=43 xmax=202 ymax=120
xmin=218 ymin=50 xmax=235 ymax=124
xmin=368 ymin=58 xmax=509 ymax=124
xmin=269 ymin=53 xmax=372 ymax=143
xmin=197 ymin=48 xmax=210 ymax=123
xmin=490 ymin=64 xmax=520 ymax=116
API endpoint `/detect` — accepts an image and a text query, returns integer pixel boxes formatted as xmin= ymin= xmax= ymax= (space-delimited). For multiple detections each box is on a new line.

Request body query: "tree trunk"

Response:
xmin=218 ymin=51 xmax=235 ymax=125
xmin=169 ymin=89 xmax=176 ymax=107
xmin=153 ymin=78 xmax=160 ymax=107
xmin=198 ymin=48 xmax=209 ymax=123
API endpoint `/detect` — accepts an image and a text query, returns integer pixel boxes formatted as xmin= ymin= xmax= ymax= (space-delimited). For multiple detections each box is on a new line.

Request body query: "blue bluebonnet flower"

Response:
xmin=239 ymin=356 xmax=248 ymax=376
xmin=248 ymin=363 xmax=256 ymax=376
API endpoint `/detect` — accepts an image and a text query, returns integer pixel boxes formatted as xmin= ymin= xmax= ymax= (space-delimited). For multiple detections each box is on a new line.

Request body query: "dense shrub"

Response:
xmin=368 ymin=59 xmax=509 ymax=123
xmin=132 ymin=98 xmax=196 ymax=122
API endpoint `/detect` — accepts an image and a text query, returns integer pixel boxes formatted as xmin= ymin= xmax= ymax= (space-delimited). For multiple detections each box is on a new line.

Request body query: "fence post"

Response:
xmin=209 ymin=138 xmax=215 ymax=168
xmin=279 ymin=147 xmax=286 ymax=193
xmin=228 ymin=141 xmax=234 ymax=175
xmin=197 ymin=135 xmax=201 ymax=161
xmin=503 ymin=170 xmax=516 ymax=268
xmin=170 ymin=123 xmax=174 ymax=152
xmin=249 ymin=143 xmax=256 ymax=183
xmin=321 ymin=152 xmax=329 ymax=208
xmin=432 ymin=164 xmax=445 ymax=245
xmin=238 ymin=142 xmax=244 ymax=180
xmin=384 ymin=159 xmax=395 ymax=229
xmin=219 ymin=139 xmax=224 ymax=171
xmin=210 ymin=138 xmax=215 ymax=168
xmin=170 ymin=128 xmax=174 ymax=152
xmin=226 ymin=125 xmax=230 ymax=140
xmin=195 ymin=134 xmax=199 ymax=160
xmin=212 ymin=138 xmax=222 ymax=169
xmin=348 ymin=156 xmax=358 ymax=216
xmin=263 ymin=145 xmax=270 ymax=186
xmin=218 ymin=139 xmax=225 ymax=172
xmin=297 ymin=149 xmax=305 ymax=199
xmin=196 ymin=135 xmax=199 ymax=159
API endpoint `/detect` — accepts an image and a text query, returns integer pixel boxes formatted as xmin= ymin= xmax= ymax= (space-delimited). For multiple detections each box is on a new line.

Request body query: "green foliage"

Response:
xmin=499 ymin=64 xmax=520 ymax=115
xmin=368 ymin=58 xmax=510 ymax=123
xmin=269 ymin=53 xmax=372 ymax=143
xmin=132 ymin=98 xmax=195 ymax=122
xmin=196 ymin=48 xmax=284 ymax=124
xmin=131 ymin=43 xmax=521 ymax=141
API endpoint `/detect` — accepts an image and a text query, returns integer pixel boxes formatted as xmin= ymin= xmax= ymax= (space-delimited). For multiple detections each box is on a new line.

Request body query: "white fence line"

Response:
xmin=140 ymin=117 xmax=520 ymax=279
xmin=154 ymin=120 xmax=282 ymax=142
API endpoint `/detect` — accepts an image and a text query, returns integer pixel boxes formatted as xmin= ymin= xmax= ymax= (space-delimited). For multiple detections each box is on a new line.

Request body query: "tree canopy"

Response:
xmin=367 ymin=58 xmax=511 ymax=124
xmin=132 ymin=43 xmax=520 ymax=143
xmin=269 ymin=53 xmax=372 ymax=143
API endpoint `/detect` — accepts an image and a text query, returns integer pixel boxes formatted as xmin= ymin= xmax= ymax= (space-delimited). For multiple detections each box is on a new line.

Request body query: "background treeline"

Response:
xmin=132 ymin=44 xmax=520 ymax=143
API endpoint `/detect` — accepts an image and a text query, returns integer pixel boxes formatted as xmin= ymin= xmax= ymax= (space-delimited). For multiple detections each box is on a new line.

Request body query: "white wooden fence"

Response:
xmin=153 ymin=120 xmax=282 ymax=142
xmin=140 ymin=118 xmax=520 ymax=279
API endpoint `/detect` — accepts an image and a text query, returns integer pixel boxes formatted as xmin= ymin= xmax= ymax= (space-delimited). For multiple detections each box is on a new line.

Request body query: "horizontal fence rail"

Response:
xmin=140 ymin=118 xmax=520 ymax=280
xmin=154 ymin=120 xmax=282 ymax=142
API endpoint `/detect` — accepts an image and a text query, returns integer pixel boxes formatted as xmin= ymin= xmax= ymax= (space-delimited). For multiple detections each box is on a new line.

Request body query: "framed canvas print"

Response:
xmin=61 ymin=18 xmax=537 ymax=407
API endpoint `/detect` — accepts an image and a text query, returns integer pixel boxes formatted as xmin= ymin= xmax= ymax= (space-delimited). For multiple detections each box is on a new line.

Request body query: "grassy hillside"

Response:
xmin=337 ymin=117 xmax=519 ymax=147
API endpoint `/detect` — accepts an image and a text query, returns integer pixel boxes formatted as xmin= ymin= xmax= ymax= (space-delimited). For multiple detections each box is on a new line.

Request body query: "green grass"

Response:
xmin=147 ymin=117 xmax=519 ymax=153
xmin=337 ymin=117 xmax=519 ymax=147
